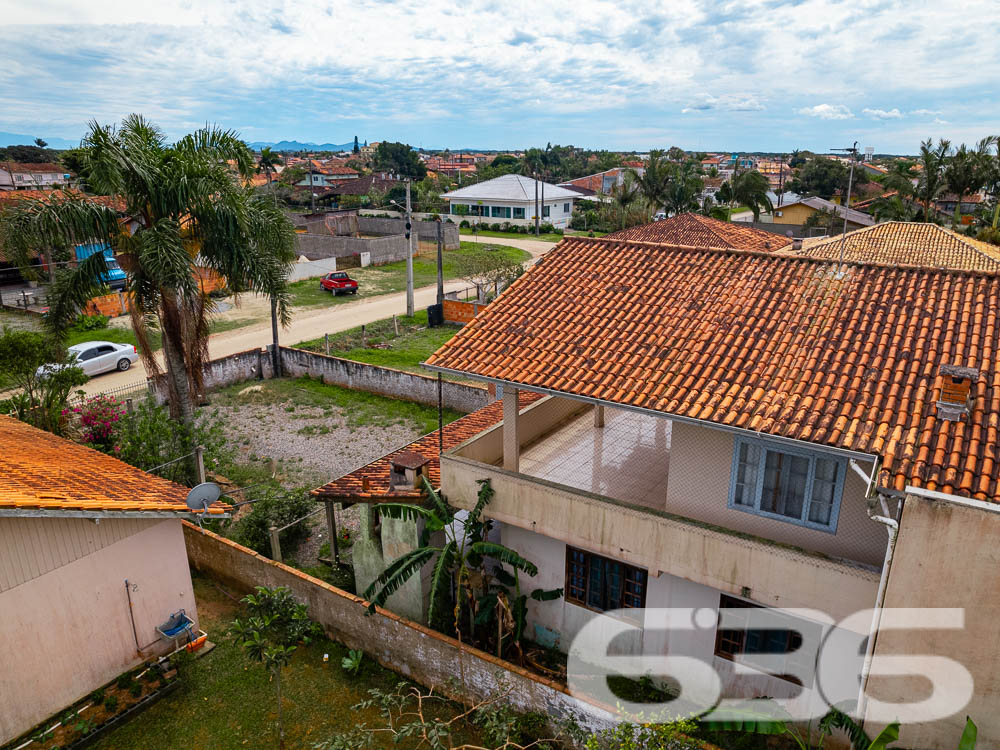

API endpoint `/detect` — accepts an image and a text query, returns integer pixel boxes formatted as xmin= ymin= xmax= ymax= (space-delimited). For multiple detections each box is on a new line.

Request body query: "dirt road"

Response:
xmin=79 ymin=238 xmax=556 ymax=396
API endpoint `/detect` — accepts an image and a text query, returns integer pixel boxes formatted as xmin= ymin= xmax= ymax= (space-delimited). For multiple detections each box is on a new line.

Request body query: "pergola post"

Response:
xmin=503 ymin=387 xmax=520 ymax=472
xmin=594 ymin=404 xmax=605 ymax=428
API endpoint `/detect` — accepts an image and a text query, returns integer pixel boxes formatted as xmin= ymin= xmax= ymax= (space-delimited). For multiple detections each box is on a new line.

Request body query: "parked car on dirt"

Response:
xmin=319 ymin=271 xmax=358 ymax=295
xmin=37 ymin=341 xmax=139 ymax=379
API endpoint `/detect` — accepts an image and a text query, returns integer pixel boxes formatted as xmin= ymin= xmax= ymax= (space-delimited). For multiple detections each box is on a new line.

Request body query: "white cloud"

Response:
xmin=682 ymin=94 xmax=765 ymax=113
xmin=798 ymin=104 xmax=854 ymax=120
xmin=863 ymin=108 xmax=903 ymax=120
xmin=911 ymin=108 xmax=943 ymax=116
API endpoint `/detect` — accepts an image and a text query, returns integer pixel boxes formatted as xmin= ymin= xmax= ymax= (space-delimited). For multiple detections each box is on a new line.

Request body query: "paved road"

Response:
xmin=79 ymin=237 xmax=557 ymax=397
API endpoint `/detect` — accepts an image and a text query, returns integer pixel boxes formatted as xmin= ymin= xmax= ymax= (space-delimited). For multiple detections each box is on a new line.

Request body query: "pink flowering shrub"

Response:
xmin=69 ymin=396 xmax=126 ymax=449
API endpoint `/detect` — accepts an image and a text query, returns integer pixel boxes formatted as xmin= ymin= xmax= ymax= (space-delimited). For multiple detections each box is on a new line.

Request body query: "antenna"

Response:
xmin=830 ymin=141 xmax=859 ymax=271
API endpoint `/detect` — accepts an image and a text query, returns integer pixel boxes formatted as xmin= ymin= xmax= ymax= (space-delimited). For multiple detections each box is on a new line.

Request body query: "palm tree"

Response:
xmin=257 ymin=146 xmax=281 ymax=205
xmin=632 ymin=149 xmax=671 ymax=214
xmin=603 ymin=173 xmax=644 ymax=229
xmin=945 ymin=137 xmax=998 ymax=226
xmin=871 ymin=193 xmax=920 ymax=222
xmin=915 ymin=138 xmax=951 ymax=221
xmin=0 ymin=115 xmax=296 ymax=432
xmin=662 ymin=161 xmax=704 ymax=217
xmin=731 ymin=169 xmax=773 ymax=221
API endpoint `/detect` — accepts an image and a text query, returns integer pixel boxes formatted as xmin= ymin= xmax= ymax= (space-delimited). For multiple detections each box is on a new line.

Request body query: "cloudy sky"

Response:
xmin=1 ymin=0 xmax=998 ymax=153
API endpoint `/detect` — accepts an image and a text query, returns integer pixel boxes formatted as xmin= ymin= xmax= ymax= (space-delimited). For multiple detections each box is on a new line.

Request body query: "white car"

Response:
xmin=38 ymin=341 xmax=140 ymax=378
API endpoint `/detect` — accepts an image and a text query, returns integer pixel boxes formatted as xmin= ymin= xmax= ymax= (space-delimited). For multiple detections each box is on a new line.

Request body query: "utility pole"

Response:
xmin=540 ymin=177 xmax=545 ymax=229
xmin=435 ymin=217 xmax=444 ymax=305
xmin=534 ymin=173 xmax=539 ymax=236
xmin=832 ymin=141 xmax=859 ymax=268
xmin=405 ymin=179 xmax=414 ymax=317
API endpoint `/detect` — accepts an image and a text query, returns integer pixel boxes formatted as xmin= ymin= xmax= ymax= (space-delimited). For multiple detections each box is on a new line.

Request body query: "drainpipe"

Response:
xmin=856 ymin=491 xmax=900 ymax=726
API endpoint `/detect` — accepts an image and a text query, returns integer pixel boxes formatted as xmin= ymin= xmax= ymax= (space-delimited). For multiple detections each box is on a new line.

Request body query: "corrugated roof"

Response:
xmin=780 ymin=197 xmax=875 ymax=227
xmin=605 ymin=213 xmax=792 ymax=251
xmin=0 ymin=416 xmax=228 ymax=516
xmin=424 ymin=235 xmax=1000 ymax=503
xmin=442 ymin=174 xmax=580 ymax=202
xmin=794 ymin=222 xmax=1000 ymax=272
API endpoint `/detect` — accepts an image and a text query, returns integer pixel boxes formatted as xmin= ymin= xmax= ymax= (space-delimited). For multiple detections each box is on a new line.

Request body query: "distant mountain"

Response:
xmin=248 ymin=140 xmax=357 ymax=152
xmin=0 ymin=131 xmax=80 ymax=149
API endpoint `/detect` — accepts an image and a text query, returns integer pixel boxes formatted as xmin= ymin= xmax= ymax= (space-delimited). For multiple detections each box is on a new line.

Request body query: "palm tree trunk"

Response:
xmin=159 ymin=308 xmax=196 ymax=427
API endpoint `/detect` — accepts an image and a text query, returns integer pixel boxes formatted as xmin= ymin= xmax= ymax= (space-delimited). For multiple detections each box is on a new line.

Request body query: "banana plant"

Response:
xmin=363 ymin=478 xmax=547 ymax=650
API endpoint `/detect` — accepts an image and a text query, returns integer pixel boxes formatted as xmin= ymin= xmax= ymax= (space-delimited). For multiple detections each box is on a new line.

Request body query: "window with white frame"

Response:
xmin=729 ymin=437 xmax=845 ymax=532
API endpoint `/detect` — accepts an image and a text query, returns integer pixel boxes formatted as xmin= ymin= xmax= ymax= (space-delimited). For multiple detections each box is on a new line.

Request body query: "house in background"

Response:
xmin=442 ymin=174 xmax=580 ymax=228
xmin=293 ymin=165 xmax=359 ymax=188
xmin=753 ymin=195 xmax=874 ymax=232
xmin=417 ymin=230 xmax=1000 ymax=748
xmin=0 ymin=416 xmax=229 ymax=744
xmin=0 ymin=162 xmax=72 ymax=191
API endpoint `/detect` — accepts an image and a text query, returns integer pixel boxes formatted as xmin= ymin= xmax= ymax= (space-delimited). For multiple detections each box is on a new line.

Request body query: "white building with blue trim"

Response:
xmin=441 ymin=174 xmax=579 ymax=229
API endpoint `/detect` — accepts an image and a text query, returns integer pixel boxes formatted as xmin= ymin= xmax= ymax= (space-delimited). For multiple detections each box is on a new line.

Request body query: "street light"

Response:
xmin=389 ymin=190 xmax=415 ymax=317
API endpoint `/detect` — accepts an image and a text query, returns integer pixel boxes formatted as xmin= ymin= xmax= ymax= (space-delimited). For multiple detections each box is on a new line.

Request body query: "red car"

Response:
xmin=319 ymin=271 xmax=359 ymax=295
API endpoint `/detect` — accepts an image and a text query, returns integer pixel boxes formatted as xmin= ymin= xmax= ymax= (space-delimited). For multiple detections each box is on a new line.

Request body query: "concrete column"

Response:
xmin=594 ymin=404 xmax=605 ymax=428
xmin=503 ymin=387 xmax=520 ymax=472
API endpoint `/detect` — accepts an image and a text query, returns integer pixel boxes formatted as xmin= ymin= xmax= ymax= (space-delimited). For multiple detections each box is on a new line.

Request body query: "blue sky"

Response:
xmin=1 ymin=0 xmax=998 ymax=154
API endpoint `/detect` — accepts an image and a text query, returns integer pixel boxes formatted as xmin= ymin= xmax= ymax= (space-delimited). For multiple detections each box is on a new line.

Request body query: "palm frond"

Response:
xmin=530 ymin=587 xmax=563 ymax=601
xmin=43 ymin=255 xmax=109 ymax=337
xmin=868 ymin=721 xmax=900 ymax=750
xmin=818 ymin=707 xmax=871 ymax=750
xmin=469 ymin=478 xmax=495 ymax=524
xmin=372 ymin=502 xmax=441 ymax=527
xmin=427 ymin=541 xmax=456 ymax=627
xmin=469 ymin=542 xmax=538 ymax=577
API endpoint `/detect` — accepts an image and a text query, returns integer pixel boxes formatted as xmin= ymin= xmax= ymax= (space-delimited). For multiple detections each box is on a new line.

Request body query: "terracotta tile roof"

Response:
xmin=0 ymin=188 xmax=126 ymax=212
xmin=604 ymin=213 xmax=792 ymax=251
xmin=424 ymin=235 xmax=1000 ymax=503
xmin=794 ymin=222 xmax=1000 ymax=272
xmin=1 ymin=162 xmax=66 ymax=174
xmin=0 ymin=415 xmax=229 ymax=515
xmin=312 ymin=391 xmax=542 ymax=500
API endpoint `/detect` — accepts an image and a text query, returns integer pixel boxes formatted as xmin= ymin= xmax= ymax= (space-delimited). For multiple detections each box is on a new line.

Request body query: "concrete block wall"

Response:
xmin=295 ymin=233 xmax=409 ymax=265
xmin=182 ymin=522 xmax=618 ymax=735
xmin=279 ymin=346 xmax=491 ymax=413
xmin=358 ymin=217 xmax=460 ymax=249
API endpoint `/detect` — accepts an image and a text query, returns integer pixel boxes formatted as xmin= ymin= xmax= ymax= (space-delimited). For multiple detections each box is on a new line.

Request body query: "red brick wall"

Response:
xmin=442 ymin=299 xmax=479 ymax=324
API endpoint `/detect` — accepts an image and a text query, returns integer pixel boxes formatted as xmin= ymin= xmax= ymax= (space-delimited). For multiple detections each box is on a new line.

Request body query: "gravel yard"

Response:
xmin=202 ymin=376 xmax=462 ymax=578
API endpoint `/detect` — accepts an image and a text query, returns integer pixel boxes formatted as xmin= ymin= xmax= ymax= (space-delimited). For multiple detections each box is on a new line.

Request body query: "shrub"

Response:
xmin=90 ymin=687 xmax=106 ymax=704
xmin=67 ymin=395 xmax=125 ymax=449
xmin=70 ymin=314 xmax=109 ymax=331
xmin=115 ymin=673 xmax=133 ymax=690
xmin=129 ymin=681 xmax=143 ymax=698
xmin=103 ymin=694 xmax=119 ymax=713
xmin=459 ymin=220 xmax=470 ymax=228
xmin=226 ymin=488 xmax=314 ymax=555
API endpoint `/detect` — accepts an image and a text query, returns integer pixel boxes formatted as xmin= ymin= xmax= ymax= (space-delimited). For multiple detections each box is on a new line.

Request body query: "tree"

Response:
xmin=34 ymin=138 xmax=48 ymax=148
xmin=373 ymin=141 xmax=427 ymax=179
xmin=632 ymin=149 xmax=671 ymax=212
xmin=871 ymin=193 xmax=920 ymax=222
xmin=0 ymin=115 xmax=296 ymax=437
xmin=231 ymin=586 xmax=320 ymax=750
xmin=786 ymin=157 xmax=849 ymax=200
xmin=0 ymin=327 xmax=87 ymax=435
xmin=662 ymin=161 xmax=704 ymax=217
xmin=363 ymin=478 xmax=551 ymax=656
xmin=0 ymin=144 xmax=52 ymax=163
xmin=666 ymin=145 xmax=687 ymax=162
xmin=455 ymin=246 xmax=524 ymax=301
xmin=914 ymin=138 xmax=952 ymax=221
xmin=730 ymin=169 xmax=773 ymax=221
xmin=603 ymin=173 xmax=645 ymax=229
xmin=353 ymin=135 xmax=360 ymax=154
xmin=945 ymin=137 xmax=998 ymax=225
xmin=257 ymin=146 xmax=281 ymax=205
xmin=60 ymin=148 xmax=92 ymax=189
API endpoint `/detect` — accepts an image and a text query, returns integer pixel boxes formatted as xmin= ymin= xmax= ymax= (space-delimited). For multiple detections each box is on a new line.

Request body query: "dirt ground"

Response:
xmin=205 ymin=381 xmax=433 ymax=573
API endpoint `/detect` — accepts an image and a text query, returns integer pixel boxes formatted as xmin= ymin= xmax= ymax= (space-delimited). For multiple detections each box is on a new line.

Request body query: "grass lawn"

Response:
xmin=293 ymin=309 xmax=457 ymax=375
xmin=459 ymin=226 xmax=562 ymax=242
xmin=287 ymin=241 xmax=530 ymax=308
xmin=91 ymin=574 xmax=483 ymax=750
xmin=209 ymin=374 xmax=463 ymax=435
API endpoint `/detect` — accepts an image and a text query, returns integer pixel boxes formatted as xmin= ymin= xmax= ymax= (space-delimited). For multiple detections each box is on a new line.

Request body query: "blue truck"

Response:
xmin=74 ymin=242 xmax=127 ymax=290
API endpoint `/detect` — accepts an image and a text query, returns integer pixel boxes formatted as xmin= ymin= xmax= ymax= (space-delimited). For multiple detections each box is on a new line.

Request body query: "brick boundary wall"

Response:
xmin=442 ymin=299 xmax=480 ymax=325
xmin=357 ymin=216 xmax=461 ymax=250
xmin=182 ymin=521 xmax=618 ymax=735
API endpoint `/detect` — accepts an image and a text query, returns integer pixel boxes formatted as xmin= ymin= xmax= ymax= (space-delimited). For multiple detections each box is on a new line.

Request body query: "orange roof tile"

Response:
xmin=0 ymin=416 xmax=228 ymax=515
xmin=605 ymin=213 xmax=792 ymax=251
xmin=312 ymin=391 xmax=542 ymax=500
xmin=424 ymin=235 xmax=1000 ymax=503
xmin=795 ymin=222 xmax=1000 ymax=272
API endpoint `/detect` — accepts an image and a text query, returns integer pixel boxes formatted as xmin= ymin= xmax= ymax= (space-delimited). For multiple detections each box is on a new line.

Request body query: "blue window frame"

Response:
xmin=491 ymin=206 xmax=511 ymax=218
xmin=728 ymin=437 xmax=846 ymax=533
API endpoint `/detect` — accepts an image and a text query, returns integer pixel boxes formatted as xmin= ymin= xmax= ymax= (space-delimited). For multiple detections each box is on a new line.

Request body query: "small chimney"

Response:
xmin=936 ymin=364 xmax=979 ymax=420
xmin=361 ymin=476 xmax=370 ymax=492
xmin=792 ymin=238 xmax=803 ymax=251
xmin=390 ymin=451 xmax=430 ymax=490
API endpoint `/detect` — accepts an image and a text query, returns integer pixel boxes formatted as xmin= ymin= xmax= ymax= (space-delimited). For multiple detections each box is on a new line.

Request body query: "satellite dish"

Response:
xmin=186 ymin=482 xmax=221 ymax=513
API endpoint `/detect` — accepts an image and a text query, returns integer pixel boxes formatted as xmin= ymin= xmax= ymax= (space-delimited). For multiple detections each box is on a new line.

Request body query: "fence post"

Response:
xmin=270 ymin=525 xmax=282 ymax=563
xmin=362 ymin=324 xmax=367 ymax=348
xmin=195 ymin=446 xmax=206 ymax=485
xmin=324 ymin=333 xmax=330 ymax=357
xmin=325 ymin=501 xmax=340 ymax=565
xmin=126 ymin=398 xmax=134 ymax=415
xmin=393 ymin=314 xmax=398 ymax=336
